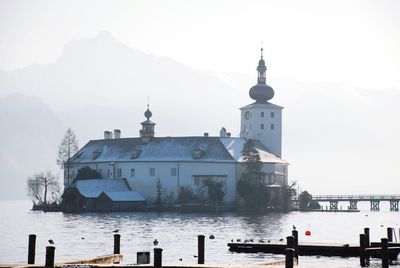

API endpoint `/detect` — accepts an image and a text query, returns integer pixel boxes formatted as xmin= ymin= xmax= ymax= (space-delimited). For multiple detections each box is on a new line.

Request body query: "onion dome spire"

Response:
xmin=249 ymin=47 xmax=275 ymax=103
xmin=140 ymin=103 xmax=155 ymax=139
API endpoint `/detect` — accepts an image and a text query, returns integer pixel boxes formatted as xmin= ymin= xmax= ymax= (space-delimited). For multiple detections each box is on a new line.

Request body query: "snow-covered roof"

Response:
xmin=103 ymin=191 xmax=146 ymax=202
xmin=70 ymin=137 xmax=235 ymax=163
xmin=220 ymin=137 xmax=288 ymax=164
xmin=70 ymin=136 xmax=287 ymax=164
xmin=71 ymin=179 xmax=131 ymax=198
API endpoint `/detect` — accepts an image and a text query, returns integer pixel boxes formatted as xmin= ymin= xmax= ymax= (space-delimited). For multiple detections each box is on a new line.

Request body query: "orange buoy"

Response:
xmin=305 ymin=230 xmax=311 ymax=236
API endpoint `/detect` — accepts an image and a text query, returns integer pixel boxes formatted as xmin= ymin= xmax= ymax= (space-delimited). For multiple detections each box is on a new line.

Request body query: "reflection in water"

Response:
xmin=0 ymin=201 xmax=399 ymax=267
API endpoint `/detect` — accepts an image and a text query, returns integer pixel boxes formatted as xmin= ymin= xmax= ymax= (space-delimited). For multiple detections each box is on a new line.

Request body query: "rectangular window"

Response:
xmin=130 ymin=168 xmax=135 ymax=177
xmin=261 ymin=112 xmax=264 ymax=117
xmin=117 ymin=168 xmax=122 ymax=178
xmin=271 ymin=124 xmax=274 ymax=130
xmin=271 ymin=112 xmax=275 ymax=118
xmin=171 ymin=168 xmax=177 ymax=176
xmin=98 ymin=169 xmax=102 ymax=177
xmin=108 ymin=169 xmax=110 ymax=178
xmin=150 ymin=168 xmax=155 ymax=176
xmin=261 ymin=124 xmax=264 ymax=130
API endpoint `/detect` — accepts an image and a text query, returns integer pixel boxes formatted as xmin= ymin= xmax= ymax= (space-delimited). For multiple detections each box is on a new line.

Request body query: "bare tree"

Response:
xmin=26 ymin=171 xmax=61 ymax=205
xmin=57 ymin=128 xmax=79 ymax=186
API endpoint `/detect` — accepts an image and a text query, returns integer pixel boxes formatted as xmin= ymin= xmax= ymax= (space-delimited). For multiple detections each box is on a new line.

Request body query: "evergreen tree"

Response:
xmin=238 ymin=139 xmax=269 ymax=210
xmin=75 ymin=166 xmax=102 ymax=181
xmin=155 ymin=177 xmax=163 ymax=208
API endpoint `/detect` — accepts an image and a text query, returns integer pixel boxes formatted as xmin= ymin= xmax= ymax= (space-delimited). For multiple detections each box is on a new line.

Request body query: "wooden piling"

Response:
xmin=285 ymin=248 xmax=295 ymax=268
xmin=292 ymin=230 xmax=299 ymax=261
xmin=286 ymin=236 xmax=294 ymax=249
xmin=387 ymin=227 xmax=393 ymax=242
xmin=45 ymin=246 xmax=55 ymax=268
xmin=198 ymin=235 xmax=205 ymax=264
xmin=363 ymin=228 xmax=370 ymax=247
xmin=359 ymin=234 xmax=366 ymax=267
xmin=113 ymin=234 xmax=120 ymax=254
xmin=381 ymin=238 xmax=389 ymax=268
xmin=153 ymin=248 xmax=163 ymax=268
xmin=28 ymin=234 xmax=36 ymax=264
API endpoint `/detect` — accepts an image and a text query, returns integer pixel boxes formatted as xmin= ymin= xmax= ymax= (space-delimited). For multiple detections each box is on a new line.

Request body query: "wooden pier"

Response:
xmin=310 ymin=194 xmax=400 ymax=211
xmin=228 ymin=241 xmax=400 ymax=258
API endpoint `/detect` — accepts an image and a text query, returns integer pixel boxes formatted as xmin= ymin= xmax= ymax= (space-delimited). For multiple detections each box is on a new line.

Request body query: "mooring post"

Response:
xmin=381 ymin=238 xmax=389 ymax=268
xmin=359 ymin=234 xmax=366 ymax=267
xmin=198 ymin=235 xmax=205 ymax=264
xmin=113 ymin=234 xmax=120 ymax=254
xmin=285 ymin=248 xmax=295 ymax=268
xmin=28 ymin=234 xmax=36 ymax=264
xmin=286 ymin=236 xmax=294 ymax=249
xmin=364 ymin=228 xmax=370 ymax=247
xmin=153 ymin=248 xmax=163 ymax=268
xmin=292 ymin=230 xmax=299 ymax=262
xmin=45 ymin=246 xmax=55 ymax=268
xmin=387 ymin=227 xmax=393 ymax=242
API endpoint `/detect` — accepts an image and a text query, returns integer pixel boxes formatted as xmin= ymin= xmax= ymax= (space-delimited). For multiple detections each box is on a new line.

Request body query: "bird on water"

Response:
xmin=48 ymin=239 xmax=54 ymax=244
xmin=153 ymin=239 xmax=158 ymax=246
xmin=113 ymin=229 xmax=119 ymax=233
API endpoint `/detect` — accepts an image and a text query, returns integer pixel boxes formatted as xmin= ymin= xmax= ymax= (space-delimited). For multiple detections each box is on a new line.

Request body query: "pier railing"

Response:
xmin=312 ymin=194 xmax=400 ymax=201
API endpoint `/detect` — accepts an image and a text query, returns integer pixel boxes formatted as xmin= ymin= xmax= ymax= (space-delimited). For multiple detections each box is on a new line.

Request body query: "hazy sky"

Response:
xmin=1 ymin=0 xmax=400 ymax=89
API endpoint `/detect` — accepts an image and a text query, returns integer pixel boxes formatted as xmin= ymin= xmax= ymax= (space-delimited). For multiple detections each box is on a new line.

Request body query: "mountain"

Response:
xmin=0 ymin=94 xmax=63 ymax=200
xmin=0 ymin=31 xmax=399 ymax=199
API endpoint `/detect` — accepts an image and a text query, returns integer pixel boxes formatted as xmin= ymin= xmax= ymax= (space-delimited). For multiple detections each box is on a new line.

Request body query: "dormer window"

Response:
xmin=130 ymin=150 xmax=141 ymax=159
xmin=192 ymin=150 xmax=203 ymax=159
xmin=92 ymin=151 xmax=102 ymax=160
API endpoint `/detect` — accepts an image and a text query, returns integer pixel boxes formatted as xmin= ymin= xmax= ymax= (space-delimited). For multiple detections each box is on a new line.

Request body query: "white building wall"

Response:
xmin=178 ymin=162 xmax=237 ymax=204
xmin=67 ymin=161 xmax=237 ymax=205
xmin=240 ymin=103 xmax=283 ymax=157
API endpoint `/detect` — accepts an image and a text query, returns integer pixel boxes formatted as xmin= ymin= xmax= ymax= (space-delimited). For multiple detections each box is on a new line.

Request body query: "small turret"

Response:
xmin=140 ymin=104 xmax=155 ymax=143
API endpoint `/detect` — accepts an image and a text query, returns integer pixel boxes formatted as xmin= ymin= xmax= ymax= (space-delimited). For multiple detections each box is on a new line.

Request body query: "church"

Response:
xmin=63 ymin=49 xmax=288 ymax=210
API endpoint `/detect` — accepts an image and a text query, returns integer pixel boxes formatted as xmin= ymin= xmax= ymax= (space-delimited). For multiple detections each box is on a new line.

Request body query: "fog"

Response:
xmin=1 ymin=0 xmax=399 ymax=200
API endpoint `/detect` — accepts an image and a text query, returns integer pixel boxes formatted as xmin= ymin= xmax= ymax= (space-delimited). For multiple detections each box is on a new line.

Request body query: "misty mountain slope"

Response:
xmin=0 ymin=31 xmax=242 ymax=136
xmin=0 ymin=94 xmax=64 ymax=200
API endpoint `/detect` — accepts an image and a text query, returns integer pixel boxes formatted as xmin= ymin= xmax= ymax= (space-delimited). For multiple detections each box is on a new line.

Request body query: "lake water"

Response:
xmin=0 ymin=200 xmax=399 ymax=267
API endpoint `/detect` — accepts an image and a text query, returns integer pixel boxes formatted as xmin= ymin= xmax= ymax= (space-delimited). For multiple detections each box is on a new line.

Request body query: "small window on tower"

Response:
xmin=117 ymin=168 xmax=122 ymax=178
xmin=131 ymin=168 xmax=135 ymax=177
xmin=245 ymin=111 xmax=250 ymax=120
xmin=271 ymin=124 xmax=274 ymax=130
xmin=271 ymin=112 xmax=275 ymax=118
xmin=261 ymin=112 xmax=264 ymax=117
xmin=150 ymin=168 xmax=155 ymax=176
xmin=261 ymin=124 xmax=264 ymax=129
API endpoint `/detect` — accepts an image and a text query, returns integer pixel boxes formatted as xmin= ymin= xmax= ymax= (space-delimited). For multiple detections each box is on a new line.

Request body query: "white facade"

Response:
xmin=66 ymin=160 xmax=238 ymax=204
xmin=240 ymin=102 xmax=283 ymax=157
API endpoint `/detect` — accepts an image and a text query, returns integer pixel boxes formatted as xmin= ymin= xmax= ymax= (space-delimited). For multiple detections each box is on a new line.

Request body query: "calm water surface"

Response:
xmin=1 ymin=200 xmax=399 ymax=267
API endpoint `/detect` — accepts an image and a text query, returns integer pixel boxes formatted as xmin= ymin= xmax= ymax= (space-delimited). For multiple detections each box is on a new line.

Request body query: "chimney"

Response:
xmin=204 ymin=133 xmax=209 ymax=137
xmin=114 ymin=129 xmax=121 ymax=139
xmin=104 ymin=131 xmax=113 ymax=139
xmin=219 ymin=127 xmax=227 ymax=138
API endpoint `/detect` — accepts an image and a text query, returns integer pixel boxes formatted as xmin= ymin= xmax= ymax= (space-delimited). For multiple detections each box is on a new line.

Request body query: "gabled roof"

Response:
xmin=70 ymin=137 xmax=235 ymax=163
xmin=70 ymin=136 xmax=287 ymax=164
xmin=220 ymin=137 xmax=288 ymax=164
xmin=69 ymin=179 xmax=131 ymax=198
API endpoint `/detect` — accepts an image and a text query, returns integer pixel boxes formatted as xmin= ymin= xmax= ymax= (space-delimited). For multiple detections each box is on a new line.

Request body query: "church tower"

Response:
xmin=240 ymin=48 xmax=283 ymax=157
xmin=140 ymin=104 xmax=156 ymax=143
